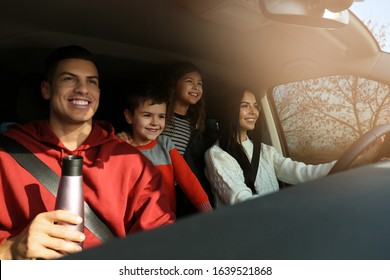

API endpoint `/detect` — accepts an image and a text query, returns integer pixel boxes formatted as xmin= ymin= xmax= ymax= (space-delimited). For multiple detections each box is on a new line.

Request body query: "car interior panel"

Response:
xmin=1 ymin=0 xmax=390 ymax=260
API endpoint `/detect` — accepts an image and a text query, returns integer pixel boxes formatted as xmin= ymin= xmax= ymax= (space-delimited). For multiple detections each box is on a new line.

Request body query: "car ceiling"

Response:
xmin=0 ymin=0 xmax=385 ymax=92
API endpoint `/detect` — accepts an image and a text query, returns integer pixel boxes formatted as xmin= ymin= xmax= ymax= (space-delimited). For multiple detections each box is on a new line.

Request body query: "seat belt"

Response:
xmin=0 ymin=134 xmax=114 ymax=243
xmin=251 ymin=142 xmax=261 ymax=179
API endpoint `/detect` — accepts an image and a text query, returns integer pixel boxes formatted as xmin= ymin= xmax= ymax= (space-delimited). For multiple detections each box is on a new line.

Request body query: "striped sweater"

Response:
xmin=161 ymin=113 xmax=191 ymax=155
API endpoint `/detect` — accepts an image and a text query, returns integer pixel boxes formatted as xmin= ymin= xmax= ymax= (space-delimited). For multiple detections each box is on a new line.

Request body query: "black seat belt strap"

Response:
xmin=0 ymin=134 xmax=114 ymax=242
xmin=251 ymin=142 xmax=261 ymax=179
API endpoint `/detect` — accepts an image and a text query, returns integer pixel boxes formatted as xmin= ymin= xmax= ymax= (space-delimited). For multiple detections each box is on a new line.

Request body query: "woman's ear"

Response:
xmin=124 ymin=109 xmax=132 ymax=124
xmin=41 ymin=81 xmax=51 ymax=100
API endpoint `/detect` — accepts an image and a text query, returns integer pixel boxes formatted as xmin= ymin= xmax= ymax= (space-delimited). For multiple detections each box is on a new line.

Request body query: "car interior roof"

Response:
xmin=0 ymin=0 xmax=386 ymax=128
xmin=0 ymin=1 xmax=381 ymax=80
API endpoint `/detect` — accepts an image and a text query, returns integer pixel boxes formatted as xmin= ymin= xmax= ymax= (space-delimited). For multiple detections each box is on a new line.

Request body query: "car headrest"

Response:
xmin=17 ymin=74 xmax=49 ymax=123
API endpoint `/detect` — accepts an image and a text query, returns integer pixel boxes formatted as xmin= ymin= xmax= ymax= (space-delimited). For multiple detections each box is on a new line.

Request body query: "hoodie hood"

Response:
xmin=5 ymin=119 xmax=117 ymax=153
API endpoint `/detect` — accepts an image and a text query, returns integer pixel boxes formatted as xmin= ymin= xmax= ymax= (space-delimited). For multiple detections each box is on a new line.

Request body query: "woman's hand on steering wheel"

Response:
xmin=351 ymin=135 xmax=386 ymax=168
xmin=329 ymin=124 xmax=390 ymax=175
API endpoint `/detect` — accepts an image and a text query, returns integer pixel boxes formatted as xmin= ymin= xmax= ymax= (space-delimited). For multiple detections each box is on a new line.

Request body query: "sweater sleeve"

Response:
xmin=170 ymin=147 xmax=213 ymax=212
xmin=205 ymin=145 xmax=259 ymax=205
xmin=128 ymin=158 xmax=176 ymax=233
xmin=262 ymin=144 xmax=336 ymax=184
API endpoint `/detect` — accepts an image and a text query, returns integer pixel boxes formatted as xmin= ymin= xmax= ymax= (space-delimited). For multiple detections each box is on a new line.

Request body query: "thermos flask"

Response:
xmin=54 ymin=155 xmax=84 ymax=247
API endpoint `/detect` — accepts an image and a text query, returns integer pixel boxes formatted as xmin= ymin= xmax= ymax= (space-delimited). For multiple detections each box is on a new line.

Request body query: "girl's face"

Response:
xmin=175 ymin=71 xmax=203 ymax=106
xmin=239 ymin=90 xmax=259 ymax=141
xmin=124 ymin=100 xmax=167 ymax=146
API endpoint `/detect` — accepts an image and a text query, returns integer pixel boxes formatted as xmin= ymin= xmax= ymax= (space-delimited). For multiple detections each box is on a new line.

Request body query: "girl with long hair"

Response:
xmin=162 ymin=62 xmax=206 ymax=154
xmin=161 ymin=62 xmax=216 ymax=217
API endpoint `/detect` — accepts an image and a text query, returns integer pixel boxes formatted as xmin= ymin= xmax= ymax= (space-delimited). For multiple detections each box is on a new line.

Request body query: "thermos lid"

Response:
xmin=62 ymin=155 xmax=83 ymax=176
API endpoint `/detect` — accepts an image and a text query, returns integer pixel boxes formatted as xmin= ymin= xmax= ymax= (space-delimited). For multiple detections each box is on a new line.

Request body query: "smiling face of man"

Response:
xmin=41 ymin=58 xmax=100 ymax=128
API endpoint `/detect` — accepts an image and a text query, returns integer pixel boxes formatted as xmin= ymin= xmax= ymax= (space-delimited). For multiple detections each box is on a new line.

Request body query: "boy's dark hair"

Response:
xmin=44 ymin=45 xmax=99 ymax=83
xmin=125 ymin=83 xmax=169 ymax=115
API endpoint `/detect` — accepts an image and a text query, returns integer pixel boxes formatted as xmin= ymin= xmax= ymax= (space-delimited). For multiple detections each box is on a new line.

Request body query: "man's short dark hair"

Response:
xmin=44 ymin=45 xmax=99 ymax=83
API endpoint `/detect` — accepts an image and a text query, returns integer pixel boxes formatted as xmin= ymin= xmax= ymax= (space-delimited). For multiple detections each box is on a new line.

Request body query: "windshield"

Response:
xmin=350 ymin=0 xmax=390 ymax=53
xmin=270 ymin=1 xmax=390 ymax=164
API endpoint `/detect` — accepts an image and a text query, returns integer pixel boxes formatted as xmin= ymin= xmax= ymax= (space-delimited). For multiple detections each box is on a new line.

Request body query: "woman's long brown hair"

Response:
xmin=218 ymin=87 xmax=262 ymax=195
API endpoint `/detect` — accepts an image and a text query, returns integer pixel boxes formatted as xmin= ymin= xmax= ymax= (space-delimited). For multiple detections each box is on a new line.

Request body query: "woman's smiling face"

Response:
xmin=239 ymin=90 xmax=259 ymax=140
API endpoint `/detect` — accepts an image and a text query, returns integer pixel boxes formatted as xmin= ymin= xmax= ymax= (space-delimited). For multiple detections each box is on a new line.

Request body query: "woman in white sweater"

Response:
xmin=204 ymin=88 xmax=337 ymax=207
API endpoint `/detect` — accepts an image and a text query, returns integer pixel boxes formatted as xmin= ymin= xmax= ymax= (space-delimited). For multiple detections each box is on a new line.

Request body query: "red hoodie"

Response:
xmin=0 ymin=120 xmax=174 ymax=249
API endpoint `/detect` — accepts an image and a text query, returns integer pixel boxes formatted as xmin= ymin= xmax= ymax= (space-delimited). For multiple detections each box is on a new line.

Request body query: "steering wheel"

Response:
xmin=328 ymin=124 xmax=390 ymax=175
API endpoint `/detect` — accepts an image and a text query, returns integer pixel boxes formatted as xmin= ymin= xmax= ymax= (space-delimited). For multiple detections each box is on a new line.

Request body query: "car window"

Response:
xmin=350 ymin=1 xmax=390 ymax=53
xmin=271 ymin=75 xmax=390 ymax=164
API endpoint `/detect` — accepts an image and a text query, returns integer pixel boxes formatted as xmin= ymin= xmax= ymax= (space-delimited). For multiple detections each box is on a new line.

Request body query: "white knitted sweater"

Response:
xmin=204 ymin=140 xmax=336 ymax=207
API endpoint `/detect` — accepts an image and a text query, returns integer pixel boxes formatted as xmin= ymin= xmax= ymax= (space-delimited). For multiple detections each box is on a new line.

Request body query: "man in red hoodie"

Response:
xmin=0 ymin=45 xmax=175 ymax=259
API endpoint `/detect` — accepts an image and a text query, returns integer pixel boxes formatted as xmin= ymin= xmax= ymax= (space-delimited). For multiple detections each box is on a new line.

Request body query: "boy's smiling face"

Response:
xmin=125 ymin=100 xmax=167 ymax=146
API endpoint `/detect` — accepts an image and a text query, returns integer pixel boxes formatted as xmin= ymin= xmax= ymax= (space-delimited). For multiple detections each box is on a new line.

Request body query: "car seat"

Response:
xmin=16 ymin=74 xmax=49 ymax=123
